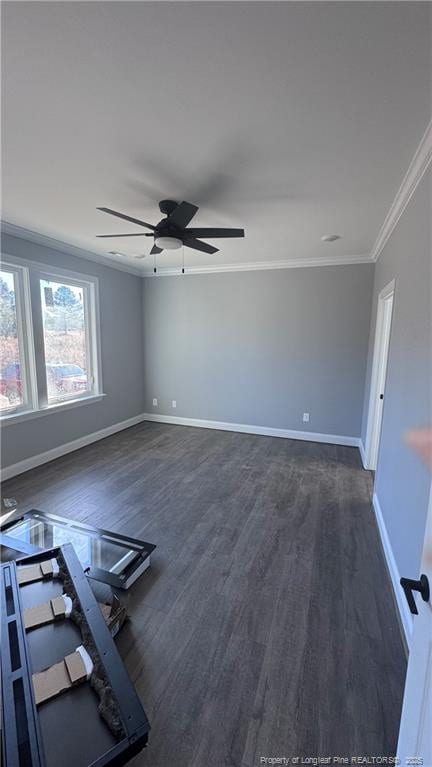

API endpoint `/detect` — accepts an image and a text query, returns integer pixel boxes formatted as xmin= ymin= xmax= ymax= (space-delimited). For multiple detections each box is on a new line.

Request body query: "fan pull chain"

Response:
xmin=153 ymin=252 xmax=157 ymax=274
xmin=182 ymin=245 xmax=185 ymax=274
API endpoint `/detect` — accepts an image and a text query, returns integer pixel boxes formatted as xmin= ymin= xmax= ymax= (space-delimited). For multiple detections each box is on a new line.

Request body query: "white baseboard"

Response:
xmin=142 ymin=412 xmax=361 ymax=447
xmin=2 ymin=410 xmax=362 ymax=481
xmin=1 ymin=413 xmax=147 ymax=481
xmin=372 ymin=492 xmax=413 ymax=646
xmin=359 ymin=439 xmax=368 ymax=469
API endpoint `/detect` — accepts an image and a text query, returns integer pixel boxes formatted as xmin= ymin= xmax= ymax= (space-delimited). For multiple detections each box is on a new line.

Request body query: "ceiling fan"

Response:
xmin=96 ymin=199 xmax=245 ymax=255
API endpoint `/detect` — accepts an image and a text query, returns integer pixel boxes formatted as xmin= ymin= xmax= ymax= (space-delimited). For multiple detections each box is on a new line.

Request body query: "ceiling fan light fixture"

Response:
xmin=155 ymin=236 xmax=182 ymax=250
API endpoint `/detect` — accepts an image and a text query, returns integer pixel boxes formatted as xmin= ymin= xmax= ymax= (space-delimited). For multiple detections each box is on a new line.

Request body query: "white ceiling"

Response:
xmin=2 ymin=2 xmax=431 ymax=274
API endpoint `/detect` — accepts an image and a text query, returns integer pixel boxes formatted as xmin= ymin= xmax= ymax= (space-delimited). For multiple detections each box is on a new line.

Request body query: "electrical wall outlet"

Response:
xmin=172 ymin=400 xmax=177 ymax=408
xmin=152 ymin=398 xmax=158 ymax=407
xmin=303 ymin=412 xmax=310 ymax=423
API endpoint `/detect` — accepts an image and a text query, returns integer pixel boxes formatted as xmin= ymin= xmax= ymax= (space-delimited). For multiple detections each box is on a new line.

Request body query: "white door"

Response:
xmin=364 ymin=280 xmax=395 ymax=470
xmin=397 ymin=481 xmax=432 ymax=765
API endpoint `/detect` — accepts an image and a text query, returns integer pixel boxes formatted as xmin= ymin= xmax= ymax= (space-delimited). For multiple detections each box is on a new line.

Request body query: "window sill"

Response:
xmin=0 ymin=393 xmax=107 ymax=426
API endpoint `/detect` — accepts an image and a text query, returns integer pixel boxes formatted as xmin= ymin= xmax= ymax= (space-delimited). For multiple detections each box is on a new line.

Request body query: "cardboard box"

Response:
xmin=32 ymin=648 xmax=90 ymax=706
xmin=18 ymin=558 xmax=58 ymax=586
xmin=24 ymin=595 xmax=70 ymax=630
xmin=99 ymin=594 xmax=127 ymax=637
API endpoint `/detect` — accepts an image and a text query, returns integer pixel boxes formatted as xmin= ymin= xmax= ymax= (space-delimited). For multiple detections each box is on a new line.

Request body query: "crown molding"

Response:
xmin=371 ymin=120 xmax=432 ymax=262
xmin=8 ymin=114 xmax=432 ymax=283
xmin=1 ymin=219 xmax=371 ymax=277
xmin=142 ymin=254 xmax=372 ymax=277
xmin=1 ymin=221 xmax=143 ymax=277
xmin=2 ymin=120 xmax=431 ymax=277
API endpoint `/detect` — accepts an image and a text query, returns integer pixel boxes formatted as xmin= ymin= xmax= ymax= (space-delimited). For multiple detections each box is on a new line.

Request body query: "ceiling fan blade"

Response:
xmin=183 ymin=238 xmax=219 ymax=255
xmin=166 ymin=201 xmax=199 ymax=229
xmin=150 ymin=244 xmax=163 ymax=255
xmin=134 ymin=254 xmax=147 ymax=259
xmin=96 ymin=233 xmax=150 ymax=238
xmin=183 ymin=228 xmax=244 ymax=239
xmin=97 ymin=207 xmax=155 ymax=230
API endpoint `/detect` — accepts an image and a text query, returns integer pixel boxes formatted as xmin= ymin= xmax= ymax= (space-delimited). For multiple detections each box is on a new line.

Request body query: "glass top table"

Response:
xmin=0 ymin=509 xmax=156 ymax=589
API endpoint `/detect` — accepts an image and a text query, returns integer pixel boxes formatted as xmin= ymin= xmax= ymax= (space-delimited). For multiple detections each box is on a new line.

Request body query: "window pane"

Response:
xmin=40 ymin=278 xmax=91 ymax=402
xmin=0 ymin=270 xmax=25 ymax=411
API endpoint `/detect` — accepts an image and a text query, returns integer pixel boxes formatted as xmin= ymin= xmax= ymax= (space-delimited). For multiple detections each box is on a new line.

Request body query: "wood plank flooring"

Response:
xmin=2 ymin=422 xmax=406 ymax=766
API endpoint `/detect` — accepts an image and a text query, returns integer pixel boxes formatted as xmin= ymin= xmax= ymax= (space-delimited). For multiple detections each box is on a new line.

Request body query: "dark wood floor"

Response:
xmin=2 ymin=422 xmax=406 ymax=766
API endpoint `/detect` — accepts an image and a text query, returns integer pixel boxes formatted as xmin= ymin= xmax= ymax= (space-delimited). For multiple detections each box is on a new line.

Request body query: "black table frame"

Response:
xmin=1 ymin=543 xmax=150 ymax=767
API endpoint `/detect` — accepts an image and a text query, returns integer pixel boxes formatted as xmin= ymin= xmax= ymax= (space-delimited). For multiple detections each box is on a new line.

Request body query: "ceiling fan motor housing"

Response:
xmin=155 ymin=203 xmax=187 ymax=247
xmin=158 ymin=199 xmax=178 ymax=216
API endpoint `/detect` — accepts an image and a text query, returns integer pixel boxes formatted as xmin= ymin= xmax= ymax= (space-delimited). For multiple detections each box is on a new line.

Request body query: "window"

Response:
xmin=0 ymin=257 xmax=102 ymax=420
xmin=40 ymin=278 xmax=91 ymax=404
xmin=0 ymin=267 xmax=31 ymax=413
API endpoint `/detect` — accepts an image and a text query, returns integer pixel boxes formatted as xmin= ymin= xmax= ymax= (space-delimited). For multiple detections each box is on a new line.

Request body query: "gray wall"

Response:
xmin=1 ymin=233 xmax=145 ymax=468
xmin=142 ymin=264 xmax=374 ymax=437
xmin=361 ymin=169 xmax=432 ymax=580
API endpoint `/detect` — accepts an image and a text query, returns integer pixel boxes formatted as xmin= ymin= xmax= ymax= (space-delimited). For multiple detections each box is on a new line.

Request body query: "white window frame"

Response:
xmin=36 ymin=267 xmax=101 ymax=406
xmin=0 ymin=254 xmax=104 ymax=424
xmin=0 ymin=261 xmax=37 ymax=416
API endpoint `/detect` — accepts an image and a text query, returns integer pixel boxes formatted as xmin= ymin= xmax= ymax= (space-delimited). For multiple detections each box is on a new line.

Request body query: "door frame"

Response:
xmin=364 ymin=278 xmax=395 ymax=471
xmin=397 ymin=478 xmax=432 ymax=762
